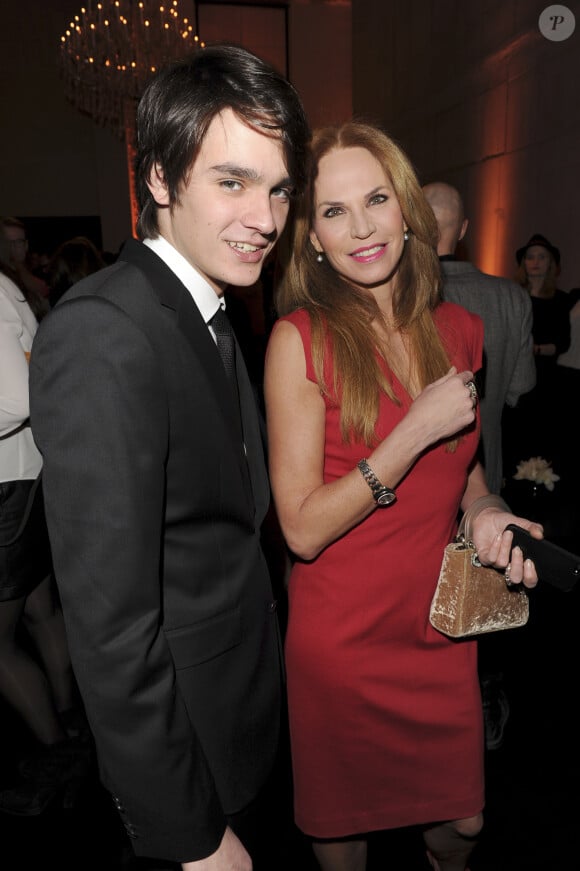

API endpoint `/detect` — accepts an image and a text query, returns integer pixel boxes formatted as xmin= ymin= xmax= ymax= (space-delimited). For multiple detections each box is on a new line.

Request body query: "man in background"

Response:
xmin=423 ymin=181 xmax=536 ymax=751
xmin=423 ymin=182 xmax=536 ymax=495
xmin=0 ymin=216 xmax=49 ymax=302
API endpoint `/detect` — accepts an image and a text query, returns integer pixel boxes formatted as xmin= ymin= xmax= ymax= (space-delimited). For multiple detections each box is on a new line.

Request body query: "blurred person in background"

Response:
xmin=47 ymin=235 xmax=105 ymax=308
xmin=0 ymin=236 xmax=89 ymax=817
xmin=0 ymin=217 xmax=50 ymax=306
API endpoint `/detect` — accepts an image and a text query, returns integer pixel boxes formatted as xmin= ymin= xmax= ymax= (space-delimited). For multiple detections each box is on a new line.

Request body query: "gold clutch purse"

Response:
xmin=429 ymin=516 xmax=529 ymax=639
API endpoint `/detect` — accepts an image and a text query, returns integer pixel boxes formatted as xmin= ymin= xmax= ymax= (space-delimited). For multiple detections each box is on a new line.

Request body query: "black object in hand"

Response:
xmin=505 ymin=524 xmax=580 ymax=592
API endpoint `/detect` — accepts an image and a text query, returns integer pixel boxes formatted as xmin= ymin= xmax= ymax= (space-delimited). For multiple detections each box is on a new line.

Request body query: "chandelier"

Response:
xmin=59 ymin=2 xmax=205 ymax=234
xmin=60 ymin=1 xmax=204 ymax=139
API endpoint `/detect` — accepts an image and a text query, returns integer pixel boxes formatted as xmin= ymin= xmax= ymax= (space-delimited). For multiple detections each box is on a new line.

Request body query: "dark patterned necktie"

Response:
xmin=210 ymin=306 xmax=245 ymax=441
xmin=210 ymin=306 xmax=254 ymax=507
xmin=210 ymin=307 xmax=236 ymax=382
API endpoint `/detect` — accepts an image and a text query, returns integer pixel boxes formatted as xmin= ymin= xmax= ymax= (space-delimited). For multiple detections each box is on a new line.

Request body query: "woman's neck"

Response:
xmin=528 ymin=276 xmax=547 ymax=297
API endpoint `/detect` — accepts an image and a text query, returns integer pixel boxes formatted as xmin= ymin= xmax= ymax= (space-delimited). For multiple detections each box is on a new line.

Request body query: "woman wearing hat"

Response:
xmin=515 ymin=233 xmax=571 ymax=362
xmin=502 ymin=234 xmax=572 ymax=526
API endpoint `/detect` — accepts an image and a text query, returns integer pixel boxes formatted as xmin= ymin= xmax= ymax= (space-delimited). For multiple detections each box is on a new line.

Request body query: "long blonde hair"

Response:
xmin=277 ymin=121 xmax=451 ymax=447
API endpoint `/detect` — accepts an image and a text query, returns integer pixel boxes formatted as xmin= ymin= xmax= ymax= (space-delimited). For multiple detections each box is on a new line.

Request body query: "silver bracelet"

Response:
xmin=462 ymin=494 xmax=510 ymax=541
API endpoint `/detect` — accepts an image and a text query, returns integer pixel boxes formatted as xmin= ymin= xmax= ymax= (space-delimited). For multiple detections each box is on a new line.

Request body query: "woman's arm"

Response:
xmin=460 ymin=463 xmax=543 ymax=588
xmin=264 ymin=320 xmax=478 ymax=561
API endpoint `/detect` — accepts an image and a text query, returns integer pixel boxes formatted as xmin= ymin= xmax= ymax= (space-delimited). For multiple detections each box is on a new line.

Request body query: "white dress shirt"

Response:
xmin=0 ymin=272 xmax=43 ymax=481
xmin=143 ymin=236 xmax=247 ymax=454
xmin=143 ymin=236 xmax=225 ymax=337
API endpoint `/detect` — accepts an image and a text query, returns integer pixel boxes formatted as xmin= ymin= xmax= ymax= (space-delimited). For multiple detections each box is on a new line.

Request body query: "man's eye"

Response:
xmin=272 ymin=186 xmax=292 ymax=201
xmin=220 ymin=180 xmax=242 ymax=191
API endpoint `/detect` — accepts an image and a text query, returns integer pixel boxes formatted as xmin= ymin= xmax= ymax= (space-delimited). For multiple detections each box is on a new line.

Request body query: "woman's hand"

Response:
xmin=471 ymin=508 xmax=543 ymax=589
xmin=405 ymin=367 xmax=478 ymax=449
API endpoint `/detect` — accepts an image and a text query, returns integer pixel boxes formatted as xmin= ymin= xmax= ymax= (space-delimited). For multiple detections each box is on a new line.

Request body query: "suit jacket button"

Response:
xmin=267 ymin=600 xmax=277 ymax=613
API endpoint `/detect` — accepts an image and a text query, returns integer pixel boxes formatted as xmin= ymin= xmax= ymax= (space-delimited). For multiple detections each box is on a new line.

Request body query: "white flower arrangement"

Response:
xmin=513 ymin=456 xmax=560 ymax=491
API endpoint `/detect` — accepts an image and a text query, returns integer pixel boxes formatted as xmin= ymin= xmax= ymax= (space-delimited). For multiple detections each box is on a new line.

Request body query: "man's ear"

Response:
xmin=459 ymin=218 xmax=469 ymax=242
xmin=146 ymin=163 xmax=170 ymax=206
xmin=309 ymin=230 xmax=323 ymax=254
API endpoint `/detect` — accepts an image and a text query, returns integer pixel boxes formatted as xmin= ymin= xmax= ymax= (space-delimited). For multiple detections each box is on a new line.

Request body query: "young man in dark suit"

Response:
xmin=29 ymin=45 xmax=310 ymax=870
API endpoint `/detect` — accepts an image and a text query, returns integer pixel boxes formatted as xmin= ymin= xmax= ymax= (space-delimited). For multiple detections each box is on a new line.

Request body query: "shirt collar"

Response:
xmin=143 ymin=236 xmax=224 ymax=323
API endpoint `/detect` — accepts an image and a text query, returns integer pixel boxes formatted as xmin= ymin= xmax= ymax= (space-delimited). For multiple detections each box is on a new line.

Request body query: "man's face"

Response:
xmin=148 ymin=108 xmax=292 ymax=294
xmin=3 ymin=224 xmax=28 ymax=265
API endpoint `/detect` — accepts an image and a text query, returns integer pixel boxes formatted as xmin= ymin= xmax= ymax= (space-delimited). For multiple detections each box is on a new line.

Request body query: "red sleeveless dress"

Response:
xmin=277 ymin=302 xmax=485 ymax=838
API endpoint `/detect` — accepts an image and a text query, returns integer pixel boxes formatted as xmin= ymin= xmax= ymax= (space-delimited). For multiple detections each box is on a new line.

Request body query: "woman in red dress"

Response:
xmin=264 ymin=122 xmax=542 ymax=871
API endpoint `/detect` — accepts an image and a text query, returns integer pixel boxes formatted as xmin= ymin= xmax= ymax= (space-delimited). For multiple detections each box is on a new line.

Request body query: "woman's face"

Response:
xmin=309 ymin=146 xmax=408 ymax=291
xmin=523 ymin=245 xmax=551 ymax=280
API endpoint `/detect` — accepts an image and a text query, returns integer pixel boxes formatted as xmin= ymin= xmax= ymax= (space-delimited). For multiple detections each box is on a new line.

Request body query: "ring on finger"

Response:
xmin=505 ymin=563 xmax=513 ymax=587
xmin=466 ymin=380 xmax=478 ymax=404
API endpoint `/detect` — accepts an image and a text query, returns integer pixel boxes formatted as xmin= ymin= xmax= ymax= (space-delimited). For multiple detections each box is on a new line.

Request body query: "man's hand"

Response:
xmin=182 ymin=827 xmax=252 ymax=871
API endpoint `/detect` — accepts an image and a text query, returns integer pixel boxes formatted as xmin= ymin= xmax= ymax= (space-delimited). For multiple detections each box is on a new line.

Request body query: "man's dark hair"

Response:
xmin=135 ymin=43 xmax=311 ymax=239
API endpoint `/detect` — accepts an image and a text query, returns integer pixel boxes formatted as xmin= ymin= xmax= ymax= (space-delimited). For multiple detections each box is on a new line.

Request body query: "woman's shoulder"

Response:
xmin=277 ymin=307 xmax=310 ymax=327
xmin=274 ymin=307 xmax=315 ymax=341
xmin=434 ymin=300 xmax=483 ymax=368
xmin=435 ymin=299 xmax=483 ymax=333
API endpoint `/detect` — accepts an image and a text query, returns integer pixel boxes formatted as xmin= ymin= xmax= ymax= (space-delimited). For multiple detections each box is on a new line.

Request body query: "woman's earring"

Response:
xmin=404 ymin=231 xmax=409 ymax=242
xmin=316 ymin=253 xmax=324 ymax=263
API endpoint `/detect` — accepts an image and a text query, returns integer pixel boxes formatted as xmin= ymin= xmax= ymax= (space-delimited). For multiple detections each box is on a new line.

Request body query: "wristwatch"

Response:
xmin=357 ymin=459 xmax=397 ymax=506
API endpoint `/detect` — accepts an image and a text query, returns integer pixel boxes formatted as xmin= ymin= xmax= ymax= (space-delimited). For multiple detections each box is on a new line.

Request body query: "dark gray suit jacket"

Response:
xmin=29 ymin=239 xmax=282 ymax=862
xmin=441 ymin=260 xmax=536 ymax=495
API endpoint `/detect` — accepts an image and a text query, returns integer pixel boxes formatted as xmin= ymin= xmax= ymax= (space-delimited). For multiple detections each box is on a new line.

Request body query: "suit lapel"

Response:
xmin=118 ymin=240 xmax=266 ymax=517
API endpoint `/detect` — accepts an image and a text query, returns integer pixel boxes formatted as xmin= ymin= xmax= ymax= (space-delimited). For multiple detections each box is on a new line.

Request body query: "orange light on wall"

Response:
xmin=59 ymin=1 xmax=204 ymax=237
xmin=472 ymin=160 xmax=504 ymax=278
xmin=469 ymin=36 xmax=532 ymax=281
xmin=123 ymin=98 xmax=139 ymax=237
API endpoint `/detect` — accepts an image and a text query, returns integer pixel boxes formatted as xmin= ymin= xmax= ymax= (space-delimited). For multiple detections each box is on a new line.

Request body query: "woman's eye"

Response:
xmin=369 ymin=194 xmax=387 ymax=206
xmin=323 ymin=206 xmax=342 ymax=218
